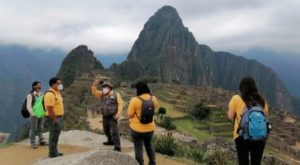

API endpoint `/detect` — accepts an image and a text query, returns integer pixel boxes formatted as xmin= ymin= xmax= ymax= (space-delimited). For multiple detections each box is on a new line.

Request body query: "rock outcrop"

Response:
xmin=34 ymin=150 xmax=138 ymax=165
xmin=0 ymin=133 xmax=10 ymax=144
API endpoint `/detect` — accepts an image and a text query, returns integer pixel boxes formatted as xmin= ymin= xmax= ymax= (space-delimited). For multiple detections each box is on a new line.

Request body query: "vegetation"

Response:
xmin=154 ymin=135 xmax=235 ymax=164
xmin=173 ymin=118 xmax=214 ymax=141
xmin=153 ymin=135 xmax=178 ymax=156
xmin=155 ymin=107 xmax=176 ymax=130
xmin=189 ymin=103 xmax=211 ymax=120
xmin=202 ymin=147 xmax=235 ymax=165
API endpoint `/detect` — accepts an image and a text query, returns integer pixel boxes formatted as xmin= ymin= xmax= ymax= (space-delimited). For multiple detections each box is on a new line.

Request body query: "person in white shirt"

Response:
xmin=27 ymin=81 xmax=46 ymax=149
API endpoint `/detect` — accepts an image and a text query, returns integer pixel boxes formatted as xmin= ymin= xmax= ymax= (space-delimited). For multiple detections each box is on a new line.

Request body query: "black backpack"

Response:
xmin=21 ymin=92 xmax=35 ymax=118
xmin=136 ymin=96 xmax=155 ymax=124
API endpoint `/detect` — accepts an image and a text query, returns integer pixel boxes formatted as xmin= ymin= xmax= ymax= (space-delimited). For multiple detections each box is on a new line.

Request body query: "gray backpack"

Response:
xmin=136 ymin=96 xmax=155 ymax=124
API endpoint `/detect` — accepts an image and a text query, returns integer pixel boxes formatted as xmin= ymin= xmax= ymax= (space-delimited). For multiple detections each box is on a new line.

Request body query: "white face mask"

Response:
xmin=58 ymin=84 xmax=64 ymax=91
xmin=102 ymin=87 xmax=110 ymax=94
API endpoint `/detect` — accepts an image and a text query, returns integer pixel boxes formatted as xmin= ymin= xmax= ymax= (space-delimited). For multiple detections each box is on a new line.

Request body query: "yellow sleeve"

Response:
xmin=91 ymin=85 xmax=102 ymax=97
xmin=44 ymin=92 xmax=55 ymax=108
xmin=229 ymin=95 xmax=237 ymax=112
xmin=127 ymin=97 xmax=136 ymax=118
xmin=153 ymin=96 xmax=159 ymax=110
xmin=116 ymin=93 xmax=124 ymax=115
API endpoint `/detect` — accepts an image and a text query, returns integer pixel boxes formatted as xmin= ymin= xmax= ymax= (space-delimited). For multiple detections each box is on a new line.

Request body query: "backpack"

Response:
xmin=21 ymin=92 xmax=35 ymax=118
xmin=136 ymin=96 xmax=155 ymax=124
xmin=33 ymin=91 xmax=56 ymax=118
xmin=237 ymin=105 xmax=268 ymax=141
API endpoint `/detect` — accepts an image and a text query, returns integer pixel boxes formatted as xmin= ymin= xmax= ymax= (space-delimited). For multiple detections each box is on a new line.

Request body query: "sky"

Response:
xmin=0 ymin=0 xmax=299 ymax=55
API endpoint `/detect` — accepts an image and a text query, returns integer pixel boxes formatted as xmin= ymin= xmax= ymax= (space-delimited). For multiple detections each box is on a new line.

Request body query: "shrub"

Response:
xmin=153 ymin=135 xmax=178 ymax=156
xmin=157 ymin=107 xmax=166 ymax=115
xmin=188 ymin=146 xmax=205 ymax=163
xmin=155 ymin=115 xmax=176 ymax=130
xmin=190 ymin=103 xmax=210 ymax=120
xmin=202 ymin=147 xmax=235 ymax=165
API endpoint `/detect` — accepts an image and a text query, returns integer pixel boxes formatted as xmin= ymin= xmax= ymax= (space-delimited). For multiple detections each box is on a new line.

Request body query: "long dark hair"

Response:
xmin=239 ymin=77 xmax=265 ymax=108
xmin=135 ymin=81 xmax=151 ymax=96
xmin=31 ymin=81 xmax=41 ymax=92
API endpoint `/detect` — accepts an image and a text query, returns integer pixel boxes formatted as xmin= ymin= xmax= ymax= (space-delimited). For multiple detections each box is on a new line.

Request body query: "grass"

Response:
xmin=0 ymin=142 xmax=15 ymax=149
xmin=173 ymin=118 xmax=214 ymax=141
xmin=158 ymin=99 xmax=187 ymax=118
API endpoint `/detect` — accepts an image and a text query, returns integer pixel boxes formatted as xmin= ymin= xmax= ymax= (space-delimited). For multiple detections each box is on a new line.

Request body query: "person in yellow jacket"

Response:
xmin=228 ymin=77 xmax=269 ymax=165
xmin=128 ymin=81 xmax=158 ymax=165
xmin=91 ymin=79 xmax=123 ymax=152
xmin=44 ymin=77 xmax=64 ymax=158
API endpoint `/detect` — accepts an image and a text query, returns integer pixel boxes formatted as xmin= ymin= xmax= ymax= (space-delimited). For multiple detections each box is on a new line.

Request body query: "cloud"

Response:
xmin=0 ymin=0 xmax=299 ymax=55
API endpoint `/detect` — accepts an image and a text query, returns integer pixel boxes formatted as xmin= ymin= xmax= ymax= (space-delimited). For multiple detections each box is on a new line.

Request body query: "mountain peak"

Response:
xmin=146 ymin=5 xmax=183 ymax=28
xmin=56 ymin=45 xmax=103 ymax=87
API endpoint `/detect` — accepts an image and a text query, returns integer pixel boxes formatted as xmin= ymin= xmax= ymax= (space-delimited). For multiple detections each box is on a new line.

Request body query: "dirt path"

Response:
xmin=0 ymin=144 xmax=90 ymax=165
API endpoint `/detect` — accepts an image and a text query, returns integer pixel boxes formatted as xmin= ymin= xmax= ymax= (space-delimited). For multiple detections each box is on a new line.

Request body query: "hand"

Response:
xmin=93 ymin=79 xmax=100 ymax=86
xmin=114 ymin=113 xmax=120 ymax=120
xmin=50 ymin=116 xmax=56 ymax=124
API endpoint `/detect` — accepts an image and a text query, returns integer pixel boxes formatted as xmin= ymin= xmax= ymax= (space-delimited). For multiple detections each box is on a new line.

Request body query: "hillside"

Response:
xmin=110 ymin=5 xmax=297 ymax=113
xmin=0 ymin=45 xmax=64 ymax=136
xmin=240 ymin=48 xmax=300 ymax=97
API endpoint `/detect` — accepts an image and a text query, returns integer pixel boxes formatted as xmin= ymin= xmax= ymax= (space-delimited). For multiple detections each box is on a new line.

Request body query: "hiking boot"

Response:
xmin=31 ymin=144 xmax=38 ymax=149
xmin=49 ymin=153 xmax=64 ymax=158
xmin=114 ymin=147 xmax=121 ymax=152
xmin=39 ymin=141 xmax=47 ymax=146
xmin=103 ymin=141 xmax=114 ymax=146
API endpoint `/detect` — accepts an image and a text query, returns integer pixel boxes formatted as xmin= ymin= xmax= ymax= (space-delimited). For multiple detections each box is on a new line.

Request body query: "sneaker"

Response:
xmin=103 ymin=141 xmax=114 ymax=146
xmin=113 ymin=147 xmax=121 ymax=152
xmin=31 ymin=144 xmax=38 ymax=149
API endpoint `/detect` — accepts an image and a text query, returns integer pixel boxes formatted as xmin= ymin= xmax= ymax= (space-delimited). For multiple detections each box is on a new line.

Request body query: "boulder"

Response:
xmin=0 ymin=133 xmax=10 ymax=144
xmin=33 ymin=150 xmax=138 ymax=165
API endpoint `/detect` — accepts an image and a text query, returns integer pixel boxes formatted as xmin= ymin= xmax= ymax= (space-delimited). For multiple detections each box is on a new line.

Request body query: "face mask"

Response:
xmin=102 ymin=88 xmax=110 ymax=94
xmin=58 ymin=84 xmax=64 ymax=91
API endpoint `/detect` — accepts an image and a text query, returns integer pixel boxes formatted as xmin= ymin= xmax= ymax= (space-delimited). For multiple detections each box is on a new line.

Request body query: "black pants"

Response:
xmin=131 ymin=129 xmax=156 ymax=165
xmin=45 ymin=116 xmax=63 ymax=157
xmin=235 ymin=136 xmax=266 ymax=165
xmin=102 ymin=116 xmax=121 ymax=148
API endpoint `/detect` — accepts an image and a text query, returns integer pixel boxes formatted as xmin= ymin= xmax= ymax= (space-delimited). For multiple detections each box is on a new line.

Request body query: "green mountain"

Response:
xmin=57 ymin=45 xmax=104 ymax=87
xmin=111 ymin=6 xmax=296 ymax=113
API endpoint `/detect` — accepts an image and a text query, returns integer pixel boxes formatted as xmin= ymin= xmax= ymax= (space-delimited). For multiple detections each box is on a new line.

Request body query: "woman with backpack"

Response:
xmin=128 ymin=81 xmax=158 ymax=165
xmin=228 ymin=77 xmax=269 ymax=165
xmin=27 ymin=81 xmax=46 ymax=149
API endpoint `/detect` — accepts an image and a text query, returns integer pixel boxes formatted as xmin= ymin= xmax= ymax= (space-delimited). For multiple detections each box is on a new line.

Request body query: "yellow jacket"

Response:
xmin=128 ymin=94 xmax=158 ymax=133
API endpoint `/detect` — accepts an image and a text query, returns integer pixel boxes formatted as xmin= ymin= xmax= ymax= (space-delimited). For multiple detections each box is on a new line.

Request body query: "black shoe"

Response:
xmin=57 ymin=152 xmax=64 ymax=156
xmin=39 ymin=141 xmax=47 ymax=146
xmin=103 ymin=141 xmax=114 ymax=146
xmin=49 ymin=153 xmax=63 ymax=158
xmin=114 ymin=147 xmax=121 ymax=152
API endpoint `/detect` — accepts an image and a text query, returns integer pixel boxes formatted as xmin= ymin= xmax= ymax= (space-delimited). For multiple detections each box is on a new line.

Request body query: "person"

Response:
xmin=127 ymin=81 xmax=158 ymax=165
xmin=227 ymin=77 xmax=269 ymax=165
xmin=44 ymin=77 xmax=64 ymax=158
xmin=91 ymin=78 xmax=123 ymax=152
xmin=27 ymin=81 xmax=46 ymax=149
